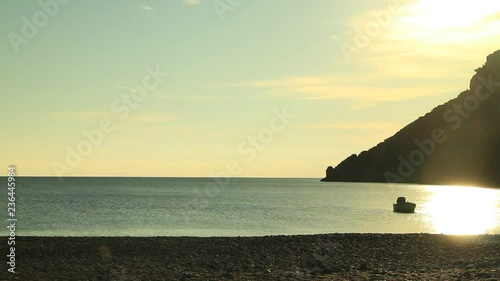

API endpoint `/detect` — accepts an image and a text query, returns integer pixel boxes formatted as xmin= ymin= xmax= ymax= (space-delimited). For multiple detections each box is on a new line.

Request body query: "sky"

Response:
xmin=1 ymin=0 xmax=500 ymax=177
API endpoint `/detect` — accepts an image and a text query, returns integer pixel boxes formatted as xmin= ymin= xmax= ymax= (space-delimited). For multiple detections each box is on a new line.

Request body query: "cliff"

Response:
xmin=322 ymin=50 xmax=500 ymax=187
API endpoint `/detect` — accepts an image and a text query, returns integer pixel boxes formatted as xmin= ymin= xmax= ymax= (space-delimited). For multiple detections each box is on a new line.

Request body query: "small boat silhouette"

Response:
xmin=393 ymin=197 xmax=416 ymax=213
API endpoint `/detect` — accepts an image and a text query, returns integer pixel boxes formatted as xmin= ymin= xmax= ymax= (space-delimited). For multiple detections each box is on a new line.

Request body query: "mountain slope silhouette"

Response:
xmin=322 ymin=50 xmax=500 ymax=188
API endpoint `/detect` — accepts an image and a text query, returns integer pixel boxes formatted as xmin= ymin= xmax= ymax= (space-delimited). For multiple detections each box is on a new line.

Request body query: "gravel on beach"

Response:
xmin=1 ymin=234 xmax=499 ymax=280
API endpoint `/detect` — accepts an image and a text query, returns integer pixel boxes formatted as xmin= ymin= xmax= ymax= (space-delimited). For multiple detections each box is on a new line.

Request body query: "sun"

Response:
xmin=402 ymin=0 xmax=500 ymax=31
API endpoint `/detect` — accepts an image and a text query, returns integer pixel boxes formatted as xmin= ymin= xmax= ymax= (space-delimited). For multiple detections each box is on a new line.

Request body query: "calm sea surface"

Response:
xmin=3 ymin=177 xmax=500 ymax=236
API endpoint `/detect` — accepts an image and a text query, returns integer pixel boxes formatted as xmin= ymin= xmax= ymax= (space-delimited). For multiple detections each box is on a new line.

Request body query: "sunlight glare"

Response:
xmin=423 ymin=186 xmax=499 ymax=235
xmin=405 ymin=0 xmax=499 ymax=30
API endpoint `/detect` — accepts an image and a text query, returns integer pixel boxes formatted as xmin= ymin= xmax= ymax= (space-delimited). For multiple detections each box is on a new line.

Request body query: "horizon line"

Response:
xmin=0 ymin=175 xmax=321 ymax=179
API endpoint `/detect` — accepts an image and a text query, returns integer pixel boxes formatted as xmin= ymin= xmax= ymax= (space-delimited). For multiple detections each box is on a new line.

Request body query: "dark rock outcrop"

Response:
xmin=322 ymin=50 xmax=500 ymax=187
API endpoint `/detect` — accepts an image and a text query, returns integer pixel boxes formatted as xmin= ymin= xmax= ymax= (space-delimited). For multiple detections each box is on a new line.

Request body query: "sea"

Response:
xmin=3 ymin=177 xmax=500 ymax=236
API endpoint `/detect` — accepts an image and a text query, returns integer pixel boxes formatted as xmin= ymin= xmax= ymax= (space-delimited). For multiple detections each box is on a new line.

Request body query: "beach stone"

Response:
xmin=301 ymin=256 xmax=320 ymax=272
xmin=463 ymin=271 xmax=472 ymax=278
xmin=371 ymin=268 xmax=385 ymax=275
xmin=476 ymin=272 xmax=493 ymax=278
xmin=369 ymin=275 xmax=385 ymax=281
xmin=465 ymin=264 xmax=475 ymax=270
xmin=321 ymin=267 xmax=333 ymax=275
xmin=326 ymin=265 xmax=341 ymax=273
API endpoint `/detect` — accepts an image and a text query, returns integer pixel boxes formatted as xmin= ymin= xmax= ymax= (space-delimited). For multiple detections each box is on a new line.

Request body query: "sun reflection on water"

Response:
xmin=423 ymin=185 xmax=500 ymax=235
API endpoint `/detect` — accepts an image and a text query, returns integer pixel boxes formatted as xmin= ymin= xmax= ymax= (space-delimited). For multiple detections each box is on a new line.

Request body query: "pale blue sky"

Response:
xmin=1 ymin=0 xmax=499 ymax=177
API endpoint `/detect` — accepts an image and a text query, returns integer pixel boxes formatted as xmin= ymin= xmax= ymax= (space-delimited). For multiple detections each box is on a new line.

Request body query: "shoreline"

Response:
xmin=3 ymin=232 xmax=500 ymax=237
xmin=2 ymin=234 xmax=499 ymax=280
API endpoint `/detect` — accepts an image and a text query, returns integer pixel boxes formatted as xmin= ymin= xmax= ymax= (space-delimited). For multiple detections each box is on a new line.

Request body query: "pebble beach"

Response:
xmin=2 ymin=234 xmax=500 ymax=280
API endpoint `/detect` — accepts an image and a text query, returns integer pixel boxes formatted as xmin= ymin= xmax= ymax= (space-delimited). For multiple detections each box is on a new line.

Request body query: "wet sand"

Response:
xmin=1 ymin=234 xmax=499 ymax=280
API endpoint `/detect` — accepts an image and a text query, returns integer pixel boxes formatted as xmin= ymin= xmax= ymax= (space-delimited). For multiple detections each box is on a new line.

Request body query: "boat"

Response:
xmin=393 ymin=197 xmax=416 ymax=213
